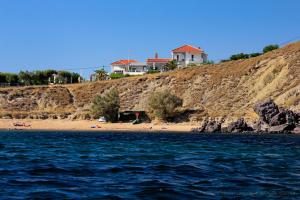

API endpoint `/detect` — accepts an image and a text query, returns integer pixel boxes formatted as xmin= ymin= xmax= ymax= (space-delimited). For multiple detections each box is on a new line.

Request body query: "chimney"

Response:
xmin=155 ymin=52 xmax=158 ymax=58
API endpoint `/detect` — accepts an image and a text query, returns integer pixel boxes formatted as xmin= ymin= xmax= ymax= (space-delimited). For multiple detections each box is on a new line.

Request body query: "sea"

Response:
xmin=0 ymin=131 xmax=299 ymax=199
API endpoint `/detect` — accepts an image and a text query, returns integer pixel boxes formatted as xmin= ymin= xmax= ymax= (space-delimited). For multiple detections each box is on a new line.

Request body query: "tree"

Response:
xmin=147 ymin=90 xmax=183 ymax=121
xmin=95 ymin=68 xmax=108 ymax=81
xmin=18 ymin=71 xmax=32 ymax=85
xmin=4 ymin=73 xmax=19 ymax=84
xmin=263 ymin=44 xmax=279 ymax=54
xmin=90 ymin=88 xmax=120 ymax=122
xmin=164 ymin=60 xmax=177 ymax=71
xmin=71 ymin=72 xmax=81 ymax=83
xmin=0 ymin=73 xmax=7 ymax=83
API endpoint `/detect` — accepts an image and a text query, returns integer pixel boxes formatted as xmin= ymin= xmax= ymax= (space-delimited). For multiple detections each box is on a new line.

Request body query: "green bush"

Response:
xmin=263 ymin=44 xmax=279 ymax=53
xmin=220 ymin=59 xmax=230 ymax=63
xmin=249 ymin=52 xmax=262 ymax=58
xmin=110 ymin=73 xmax=129 ymax=79
xmin=187 ymin=63 xmax=198 ymax=67
xmin=0 ymin=70 xmax=81 ymax=86
xmin=164 ymin=60 xmax=177 ymax=71
xmin=147 ymin=69 xmax=160 ymax=74
xmin=147 ymin=90 xmax=183 ymax=121
xmin=0 ymin=73 xmax=6 ymax=83
xmin=90 ymin=88 xmax=120 ymax=122
xmin=230 ymin=53 xmax=249 ymax=60
xmin=95 ymin=69 xmax=108 ymax=81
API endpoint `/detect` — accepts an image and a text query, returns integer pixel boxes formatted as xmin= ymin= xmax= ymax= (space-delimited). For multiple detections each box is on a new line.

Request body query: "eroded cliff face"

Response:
xmin=1 ymin=41 xmax=300 ymax=122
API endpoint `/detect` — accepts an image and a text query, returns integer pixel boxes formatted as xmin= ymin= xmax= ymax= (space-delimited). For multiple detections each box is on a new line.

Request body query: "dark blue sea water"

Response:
xmin=0 ymin=131 xmax=300 ymax=199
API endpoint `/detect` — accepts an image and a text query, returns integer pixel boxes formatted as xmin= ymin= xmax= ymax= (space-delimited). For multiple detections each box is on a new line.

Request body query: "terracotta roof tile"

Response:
xmin=111 ymin=59 xmax=137 ymax=66
xmin=172 ymin=45 xmax=203 ymax=54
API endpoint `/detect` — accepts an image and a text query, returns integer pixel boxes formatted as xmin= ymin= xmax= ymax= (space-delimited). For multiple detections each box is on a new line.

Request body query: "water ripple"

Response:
xmin=0 ymin=131 xmax=299 ymax=199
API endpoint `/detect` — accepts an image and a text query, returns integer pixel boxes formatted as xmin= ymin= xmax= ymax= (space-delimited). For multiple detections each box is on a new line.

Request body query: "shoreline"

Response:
xmin=0 ymin=119 xmax=197 ymax=132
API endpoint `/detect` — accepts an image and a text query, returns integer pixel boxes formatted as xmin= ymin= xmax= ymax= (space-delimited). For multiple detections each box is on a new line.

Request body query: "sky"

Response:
xmin=0 ymin=0 xmax=300 ymax=77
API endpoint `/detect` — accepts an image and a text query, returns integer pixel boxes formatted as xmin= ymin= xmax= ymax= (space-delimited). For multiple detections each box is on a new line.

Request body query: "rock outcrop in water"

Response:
xmin=226 ymin=118 xmax=253 ymax=133
xmin=253 ymin=99 xmax=299 ymax=133
xmin=192 ymin=100 xmax=300 ymax=134
xmin=192 ymin=119 xmax=222 ymax=133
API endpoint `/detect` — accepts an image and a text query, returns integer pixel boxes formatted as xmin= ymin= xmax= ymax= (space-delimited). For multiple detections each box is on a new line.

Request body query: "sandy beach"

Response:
xmin=0 ymin=119 xmax=197 ymax=132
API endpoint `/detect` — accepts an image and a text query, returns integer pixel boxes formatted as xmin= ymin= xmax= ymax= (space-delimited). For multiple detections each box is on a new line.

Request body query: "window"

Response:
xmin=176 ymin=55 xmax=179 ymax=61
xmin=191 ymin=55 xmax=194 ymax=61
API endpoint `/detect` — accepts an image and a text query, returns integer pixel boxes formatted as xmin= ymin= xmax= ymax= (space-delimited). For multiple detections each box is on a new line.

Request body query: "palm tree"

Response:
xmin=94 ymin=68 xmax=107 ymax=81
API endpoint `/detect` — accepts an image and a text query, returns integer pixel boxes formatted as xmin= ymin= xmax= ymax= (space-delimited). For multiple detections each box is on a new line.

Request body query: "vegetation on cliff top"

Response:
xmin=221 ymin=44 xmax=279 ymax=62
xmin=0 ymin=70 xmax=81 ymax=86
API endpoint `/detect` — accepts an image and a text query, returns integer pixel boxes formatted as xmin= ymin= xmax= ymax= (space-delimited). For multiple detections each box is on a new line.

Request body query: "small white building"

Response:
xmin=172 ymin=45 xmax=208 ymax=67
xmin=111 ymin=60 xmax=147 ymax=76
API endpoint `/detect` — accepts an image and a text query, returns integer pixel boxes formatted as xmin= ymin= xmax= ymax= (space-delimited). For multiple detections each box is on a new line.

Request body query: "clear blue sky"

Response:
xmin=0 ymin=0 xmax=300 ymax=77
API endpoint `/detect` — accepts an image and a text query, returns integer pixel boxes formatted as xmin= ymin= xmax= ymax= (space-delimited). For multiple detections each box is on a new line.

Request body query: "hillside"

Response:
xmin=1 ymin=41 xmax=300 ymax=123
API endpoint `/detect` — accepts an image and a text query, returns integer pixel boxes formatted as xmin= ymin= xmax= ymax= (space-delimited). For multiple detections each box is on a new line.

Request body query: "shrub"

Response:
xmin=110 ymin=73 xmax=129 ymax=79
xmin=164 ymin=60 xmax=177 ymax=71
xmin=147 ymin=90 xmax=183 ymax=121
xmin=263 ymin=44 xmax=279 ymax=54
xmin=147 ymin=69 xmax=160 ymax=74
xmin=90 ymin=88 xmax=120 ymax=122
xmin=220 ymin=59 xmax=230 ymax=63
xmin=230 ymin=53 xmax=249 ymax=60
xmin=95 ymin=68 xmax=108 ymax=81
xmin=249 ymin=52 xmax=262 ymax=58
xmin=187 ymin=63 xmax=198 ymax=67
xmin=0 ymin=73 xmax=6 ymax=83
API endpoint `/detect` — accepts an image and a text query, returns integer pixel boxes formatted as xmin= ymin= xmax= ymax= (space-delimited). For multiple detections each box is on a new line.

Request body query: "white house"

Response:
xmin=172 ymin=45 xmax=208 ymax=67
xmin=111 ymin=59 xmax=147 ymax=75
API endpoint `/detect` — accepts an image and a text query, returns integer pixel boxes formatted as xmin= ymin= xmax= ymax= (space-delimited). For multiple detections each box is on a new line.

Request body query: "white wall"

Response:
xmin=112 ymin=65 xmax=126 ymax=73
xmin=112 ymin=65 xmax=147 ymax=73
xmin=172 ymin=52 xmax=207 ymax=66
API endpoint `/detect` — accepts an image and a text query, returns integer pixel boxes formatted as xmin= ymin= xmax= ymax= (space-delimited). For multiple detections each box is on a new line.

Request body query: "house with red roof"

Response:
xmin=111 ymin=59 xmax=147 ymax=75
xmin=146 ymin=53 xmax=172 ymax=72
xmin=172 ymin=45 xmax=208 ymax=67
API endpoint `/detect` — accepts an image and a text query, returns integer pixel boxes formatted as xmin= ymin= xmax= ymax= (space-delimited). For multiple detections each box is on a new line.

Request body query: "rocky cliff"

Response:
xmin=1 ymin=41 xmax=300 ymax=122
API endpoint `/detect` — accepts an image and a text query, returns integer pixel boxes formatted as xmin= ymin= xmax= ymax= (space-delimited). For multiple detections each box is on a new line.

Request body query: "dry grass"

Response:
xmin=1 ymin=41 xmax=300 ymax=122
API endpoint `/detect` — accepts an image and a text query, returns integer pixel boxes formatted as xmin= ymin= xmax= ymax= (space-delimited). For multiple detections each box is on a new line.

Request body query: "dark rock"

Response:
xmin=253 ymin=100 xmax=299 ymax=134
xmin=269 ymin=109 xmax=296 ymax=126
xmin=268 ymin=124 xmax=295 ymax=133
xmin=292 ymin=126 xmax=300 ymax=134
xmin=253 ymin=99 xmax=279 ymax=124
xmin=295 ymin=111 xmax=300 ymax=123
xmin=206 ymin=120 xmax=222 ymax=133
xmin=221 ymin=126 xmax=228 ymax=133
xmin=226 ymin=118 xmax=253 ymax=133
xmin=252 ymin=120 xmax=270 ymax=132
xmin=196 ymin=119 xmax=222 ymax=133
xmin=38 ymin=114 xmax=48 ymax=120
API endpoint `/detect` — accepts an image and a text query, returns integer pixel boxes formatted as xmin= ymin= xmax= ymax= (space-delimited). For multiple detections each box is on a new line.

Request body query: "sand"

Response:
xmin=0 ymin=119 xmax=197 ymax=132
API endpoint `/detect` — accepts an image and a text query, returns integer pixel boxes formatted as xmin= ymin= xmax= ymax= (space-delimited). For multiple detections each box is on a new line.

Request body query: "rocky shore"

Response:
xmin=192 ymin=100 xmax=300 ymax=134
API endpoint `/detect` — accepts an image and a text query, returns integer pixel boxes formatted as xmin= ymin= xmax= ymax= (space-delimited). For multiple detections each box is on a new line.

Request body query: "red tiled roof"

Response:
xmin=147 ymin=58 xmax=172 ymax=63
xmin=172 ymin=45 xmax=203 ymax=54
xmin=111 ymin=59 xmax=137 ymax=65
